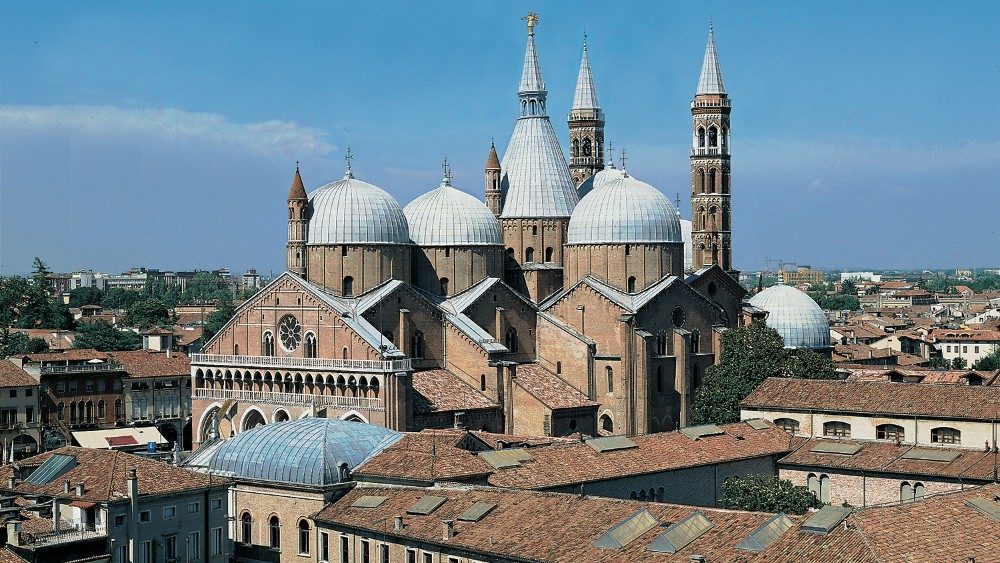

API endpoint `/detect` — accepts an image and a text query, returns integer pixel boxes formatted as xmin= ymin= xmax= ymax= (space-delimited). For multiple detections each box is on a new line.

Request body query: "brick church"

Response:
xmin=190 ymin=17 xmax=745 ymax=446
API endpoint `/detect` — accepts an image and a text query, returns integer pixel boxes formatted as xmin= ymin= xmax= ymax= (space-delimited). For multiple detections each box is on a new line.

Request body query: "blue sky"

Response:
xmin=2 ymin=1 xmax=998 ymax=276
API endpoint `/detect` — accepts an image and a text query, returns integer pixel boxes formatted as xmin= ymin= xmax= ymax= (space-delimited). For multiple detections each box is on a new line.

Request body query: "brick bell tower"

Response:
xmin=690 ymin=25 xmax=734 ymax=274
xmin=568 ymin=34 xmax=605 ymax=187
xmin=286 ymin=163 xmax=308 ymax=276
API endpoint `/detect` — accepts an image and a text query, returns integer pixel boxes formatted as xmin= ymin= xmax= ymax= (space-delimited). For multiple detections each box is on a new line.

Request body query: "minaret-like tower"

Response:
xmin=690 ymin=25 xmax=733 ymax=273
xmin=286 ymin=164 xmax=308 ymax=276
xmin=484 ymin=142 xmax=502 ymax=216
xmin=568 ymin=34 xmax=605 ymax=187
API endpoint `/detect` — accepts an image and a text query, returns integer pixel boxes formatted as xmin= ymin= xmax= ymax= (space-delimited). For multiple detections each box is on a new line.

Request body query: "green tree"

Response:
xmin=203 ymin=295 xmax=236 ymax=341
xmin=123 ymin=298 xmax=171 ymax=330
xmin=182 ymin=272 xmax=231 ymax=305
xmin=808 ymin=292 xmax=860 ymax=311
xmin=972 ymin=350 xmax=1000 ymax=371
xmin=101 ymin=288 xmax=142 ymax=311
xmin=0 ymin=329 xmax=49 ymax=358
xmin=11 ymin=258 xmax=74 ymax=330
xmin=951 ymin=356 xmax=968 ymax=369
xmin=68 ymin=286 xmax=104 ymax=308
xmin=72 ymin=320 xmax=141 ymax=351
xmin=928 ymin=356 xmax=949 ymax=369
xmin=722 ymin=474 xmax=823 ymax=514
xmin=840 ymin=279 xmax=857 ymax=296
xmin=784 ymin=349 xmax=839 ymax=380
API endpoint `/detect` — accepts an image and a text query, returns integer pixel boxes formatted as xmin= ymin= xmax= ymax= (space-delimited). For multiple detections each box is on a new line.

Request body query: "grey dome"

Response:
xmin=577 ymin=165 xmax=624 ymax=200
xmin=499 ymin=117 xmax=579 ymax=218
xmin=404 ymin=180 xmax=502 ymax=246
xmin=748 ymin=285 xmax=831 ymax=349
xmin=207 ymin=417 xmax=401 ymax=486
xmin=308 ymin=172 xmax=410 ymax=245
xmin=567 ymin=172 xmax=683 ymax=245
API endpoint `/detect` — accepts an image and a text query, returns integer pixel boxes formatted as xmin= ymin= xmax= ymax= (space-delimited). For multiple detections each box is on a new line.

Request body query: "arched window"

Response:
xmin=656 ymin=366 xmax=663 ymax=393
xmin=697 ymin=127 xmax=706 ymax=148
xmin=708 ymin=169 xmax=717 ymax=193
xmin=913 ymin=482 xmax=925 ymax=499
xmin=931 ymin=427 xmax=961 ymax=445
xmin=582 ymin=137 xmax=592 ymax=157
xmin=304 ymin=333 xmax=317 ymax=359
xmin=656 ymin=487 xmax=665 ymax=502
xmin=708 ymin=126 xmax=718 ymax=147
xmin=572 ymin=138 xmax=579 ymax=157
xmin=262 ymin=332 xmax=275 ymax=357
xmin=98 ymin=401 xmax=105 ymax=419
xmin=412 ymin=331 xmax=425 ymax=359
xmin=545 ymin=247 xmax=554 ymax=262
xmin=639 ymin=490 xmax=647 ymax=501
xmin=606 ymin=366 xmax=614 ymax=393
xmin=342 ymin=276 xmax=354 ymax=297
xmin=690 ymin=330 xmax=700 ymax=353
xmin=600 ymin=414 xmax=613 ymax=434
xmin=234 ymin=343 xmax=240 ymax=355
xmin=656 ymin=333 xmax=667 ymax=356
xmin=823 ymin=421 xmax=851 ymax=438
xmin=721 ymin=127 xmax=728 ymax=148
xmin=57 ymin=402 xmax=64 ymax=421
xmin=480 ymin=374 xmax=487 ymax=392
xmin=268 ymin=516 xmax=280 ymax=548
xmin=114 ymin=399 xmax=121 ymax=419
xmin=807 ymin=473 xmax=819 ymax=499
xmin=900 ymin=481 xmax=912 ymax=502
xmin=627 ymin=276 xmax=636 ymax=293
xmin=525 ymin=247 xmax=535 ymax=262
xmin=819 ymin=474 xmax=830 ymax=504
xmin=297 ymin=520 xmax=310 ymax=555
xmin=241 ymin=512 xmax=252 ymax=544
xmin=698 ymin=169 xmax=705 ymax=193
xmin=439 ymin=278 xmax=449 ymax=296
xmin=341 ymin=347 xmax=348 ymax=360
xmin=505 ymin=328 xmax=518 ymax=354
xmin=774 ymin=418 xmax=800 ymax=434
xmin=876 ymin=424 xmax=904 ymax=442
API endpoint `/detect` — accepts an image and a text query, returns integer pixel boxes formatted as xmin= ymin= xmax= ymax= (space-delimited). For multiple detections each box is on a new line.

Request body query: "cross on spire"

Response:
xmin=620 ymin=147 xmax=627 ymax=170
xmin=344 ymin=146 xmax=354 ymax=177
xmin=607 ymin=142 xmax=616 ymax=168
xmin=442 ymin=156 xmax=453 ymax=185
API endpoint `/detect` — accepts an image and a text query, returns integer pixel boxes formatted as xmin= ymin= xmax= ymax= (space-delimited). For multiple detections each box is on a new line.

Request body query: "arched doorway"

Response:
xmin=241 ymin=409 xmax=266 ymax=432
xmin=273 ymin=409 xmax=290 ymax=423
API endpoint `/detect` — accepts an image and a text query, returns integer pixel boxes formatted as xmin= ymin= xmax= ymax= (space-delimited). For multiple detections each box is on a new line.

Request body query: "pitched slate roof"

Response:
xmin=742 ymin=377 xmax=1000 ymax=420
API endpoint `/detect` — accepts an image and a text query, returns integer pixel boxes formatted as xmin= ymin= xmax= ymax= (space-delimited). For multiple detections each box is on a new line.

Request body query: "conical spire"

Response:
xmin=518 ymin=13 xmax=546 ymax=96
xmin=485 ymin=142 xmax=500 ymax=170
xmin=288 ymin=163 xmax=307 ymax=201
xmin=696 ymin=24 xmax=726 ymax=95
xmin=572 ymin=34 xmax=600 ymax=110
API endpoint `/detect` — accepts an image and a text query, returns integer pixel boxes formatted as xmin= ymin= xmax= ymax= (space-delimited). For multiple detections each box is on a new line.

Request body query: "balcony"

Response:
xmin=191 ymin=354 xmax=411 ymax=373
xmin=22 ymin=523 xmax=107 ymax=547
xmin=692 ymin=147 xmax=728 ymax=157
xmin=691 ymin=98 xmax=731 ymax=109
xmin=194 ymin=387 xmax=384 ymax=411
xmin=40 ymin=363 xmax=122 ymax=375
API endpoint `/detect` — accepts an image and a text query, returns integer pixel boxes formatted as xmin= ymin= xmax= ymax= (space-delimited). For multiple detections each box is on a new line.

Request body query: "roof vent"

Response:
xmin=680 ymin=424 xmax=725 ymax=440
xmin=478 ymin=448 xmax=533 ymax=469
xmin=456 ymin=502 xmax=497 ymax=523
xmin=586 ymin=435 xmax=638 ymax=453
xmin=407 ymin=495 xmax=447 ymax=516
xmin=594 ymin=509 xmax=659 ymax=549
xmin=736 ymin=513 xmax=794 ymax=552
xmin=745 ymin=418 xmax=771 ymax=431
xmin=966 ymin=497 xmax=1000 ymax=521
xmin=351 ymin=496 xmax=388 ymax=509
xmin=648 ymin=511 xmax=714 ymax=553
xmin=801 ymin=505 xmax=851 ymax=534
xmin=809 ymin=442 xmax=862 ymax=455
xmin=901 ymin=448 xmax=961 ymax=462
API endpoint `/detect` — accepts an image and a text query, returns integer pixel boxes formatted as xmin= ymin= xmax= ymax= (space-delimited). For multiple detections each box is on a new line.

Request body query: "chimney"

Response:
xmin=7 ymin=476 xmax=16 ymax=489
xmin=75 ymin=482 xmax=85 ymax=497
xmin=64 ymin=480 xmax=71 ymax=494
xmin=6 ymin=521 xmax=21 ymax=547
xmin=127 ymin=469 xmax=139 ymax=502
xmin=394 ymin=516 xmax=404 ymax=532
xmin=442 ymin=519 xmax=455 ymax=541
xmin=453 ymin=411 xmax=466 ymax=430
xmin=52 ymin=498 xmax=60 ymax=533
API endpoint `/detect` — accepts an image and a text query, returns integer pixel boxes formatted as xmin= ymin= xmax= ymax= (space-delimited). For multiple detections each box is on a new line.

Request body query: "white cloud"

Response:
xmin=0 ymin=104 xmax=337 ymax=161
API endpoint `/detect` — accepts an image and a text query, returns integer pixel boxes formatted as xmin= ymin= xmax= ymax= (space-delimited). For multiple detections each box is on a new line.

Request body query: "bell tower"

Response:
xmin=568 ymin=34 xmax=605 ymax=187
xmin=286 ymin=164 xmax=308 ymax=276
xmin=690 ymin=25 xmax=733 ymax=273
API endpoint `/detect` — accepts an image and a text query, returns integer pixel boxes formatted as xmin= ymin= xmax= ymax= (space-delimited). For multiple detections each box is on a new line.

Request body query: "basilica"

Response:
xmin=190 ymin=17 xmax=746 ymax=445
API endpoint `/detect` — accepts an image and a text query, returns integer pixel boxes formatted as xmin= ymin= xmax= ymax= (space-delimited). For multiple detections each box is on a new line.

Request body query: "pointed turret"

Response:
xmin=572 ymin=35 xmax=600 ymax=110
xmin=518 ymin=13 xmax=546 ymax=96
xmin=485 ymin=142 xmax=503 ymax=216
xmin=288 ymin=164 xmax=307 ymax=202
xmin=485 ymin=142 xmax=500 ymax=170
xmin=696 ymin=24 xmax=726 ymax=95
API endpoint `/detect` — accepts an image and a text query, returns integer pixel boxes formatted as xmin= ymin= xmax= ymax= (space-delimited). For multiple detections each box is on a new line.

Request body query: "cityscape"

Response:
xmin=1 ymin=4 xmax=999 ymax=563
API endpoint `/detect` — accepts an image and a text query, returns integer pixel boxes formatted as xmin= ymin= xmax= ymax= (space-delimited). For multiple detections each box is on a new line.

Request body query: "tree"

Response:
xmin=973 ymin=350 xmax=1000 ymax=371
xmin=73 ymin=320 xmax=141 ymax=351
xmin=928 ymin=356 xmax=949 ymax=369
xmin=68 ymin=286 xmax=104 ymax=308
xmin=182 ymin=272 xmax=231 ymax=305
xmin=0 ymin=329 xmax=49 ymax=358
xmin=809 ymin=291 xmax=860 ymax=311
xmin=840 ymin=279 xmax=857 ymax=296
xmin=722 ymin=474 xmax=823 ymax=514
xmin=203 ymin=295 xmax=236 ymax=341
xmin=784 ymin=349 xmax=839 ymax=380
xmin=101 ymin=288 xmax=142 ymax=311
xmin=123 ymin=298 xmax=171 ymax=330
xmin=7 ymin=259 xmax=74 ymax=330
xmin=951 ymin=356 xmax=968 ymax=370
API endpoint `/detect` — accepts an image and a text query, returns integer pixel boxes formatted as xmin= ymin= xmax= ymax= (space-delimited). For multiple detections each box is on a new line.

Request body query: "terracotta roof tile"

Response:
xmin=743 ymin=377 xmax=1000 ymax=420
xmin=288 ymin=166 xmax=308 ymax=201
xmin=109 ymin=350 xmax=190 ymax=379
xmin=411 ymin=370 xmax=496 ymax=414
xmin=514 ymin=363 xmax=597 ymax=409
xmin=0 ymin=362 xmax=37 ymax=388
xmin=354 ymin=430 xmax=494 ymax=483
xmin=19 ymin=349 xmax=109 ymax=363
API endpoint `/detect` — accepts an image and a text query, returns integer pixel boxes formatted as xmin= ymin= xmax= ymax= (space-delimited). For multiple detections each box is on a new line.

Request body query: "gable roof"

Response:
xmin=513 ymin=363 xmax=597 ymax=410
xmin=411 ymin=369 xmax=497 ymax=414
xmin=0 ymin=362 xmax=37 ymax=388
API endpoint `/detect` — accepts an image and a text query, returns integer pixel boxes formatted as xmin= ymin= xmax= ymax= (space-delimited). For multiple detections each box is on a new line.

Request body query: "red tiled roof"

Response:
xmin=288 ymin=166 xmax=308 ymax=201
xmin=354 ymin=430 xmax=493 ymax=483
xmin=109 ymin=350 xmax=190 ymax=379
xmin=411 ymin=370 xmax=496 ymax=414
xmin=742 ymin=377 xmax=1000 ymax=420
xmin=19 ymin=349 xmax=109 ymax=363
xmin=514 ymin=363 xmax=597 ymax=410
xmin=0 ymin=446 xmax=227 ymax=502
xmin=0 ymin=362 xmax=37 ymax=388
xmin=487 ymin=422 xmax=793 ymax=490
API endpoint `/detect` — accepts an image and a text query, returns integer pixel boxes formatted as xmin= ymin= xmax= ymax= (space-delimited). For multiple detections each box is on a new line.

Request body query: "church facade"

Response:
xmin=190 ymin=16 xmax=744 ymax=446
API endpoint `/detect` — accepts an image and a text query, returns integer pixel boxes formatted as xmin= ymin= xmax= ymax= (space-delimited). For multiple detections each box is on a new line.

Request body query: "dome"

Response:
xmin=567 ymin=172 xmax=683 ymax=245
xmin=308 ymin=171 xmax=410 ymax=245
xmin=748 ymin=285 xmax=831 ymax=349
xmin=404 ymin=180 xmax=502 ymax=246
xmin=576 ymin=165 xmax=624 ymax=200
xmin=207 ymin=418 xmax=401 ymax=486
